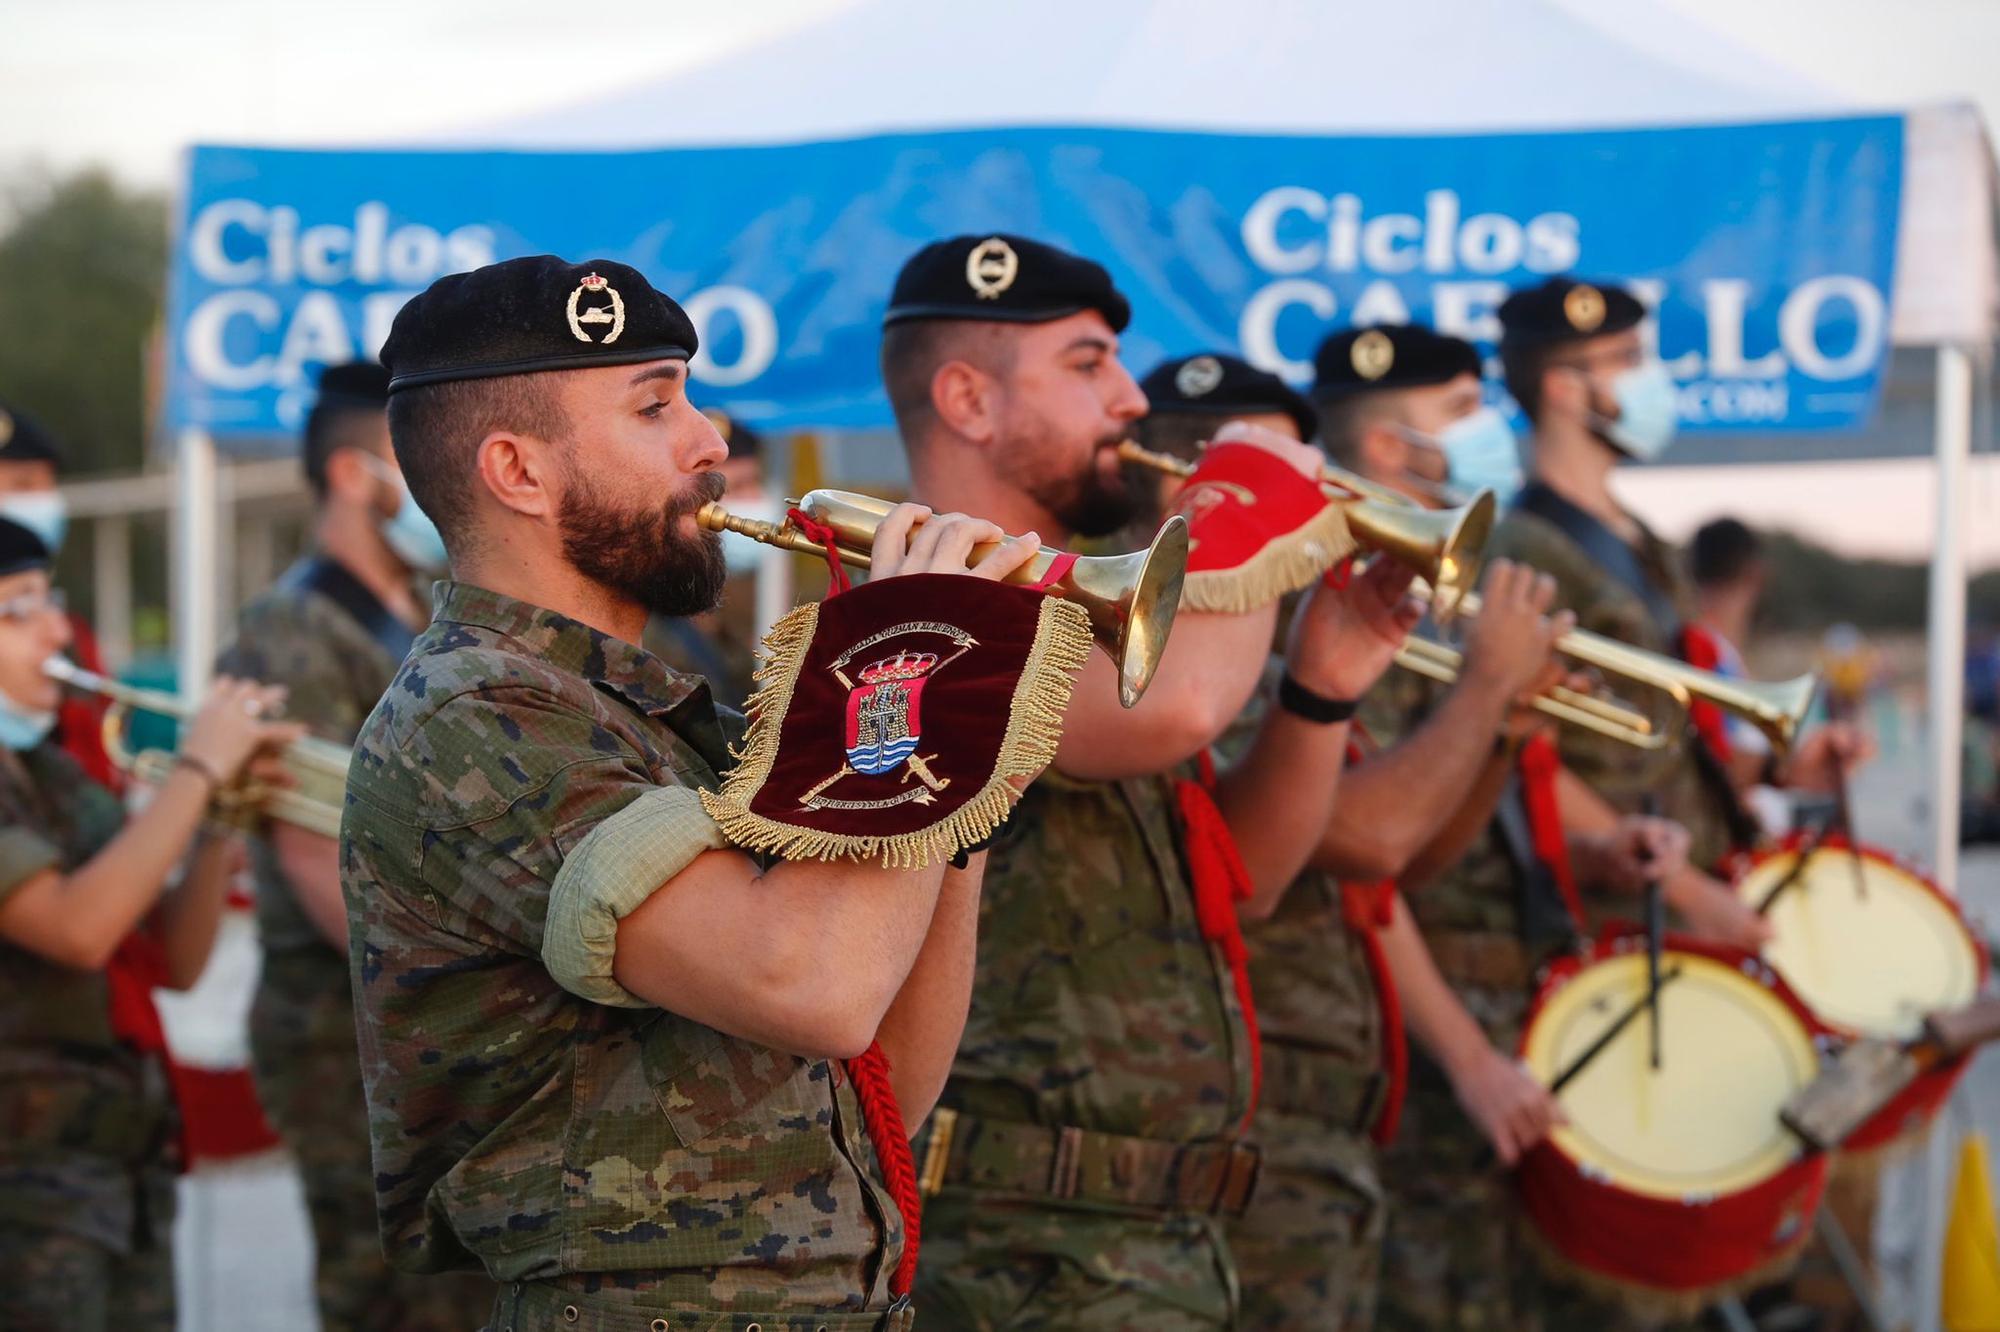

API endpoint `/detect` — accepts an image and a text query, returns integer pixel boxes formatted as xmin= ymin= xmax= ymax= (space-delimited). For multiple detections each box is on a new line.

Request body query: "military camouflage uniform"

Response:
xmin=1196 ymin=669 xmax=1392 ymax=1331
xmin=910 ymin=761 xmax=1259 ymax=1330
xmin=218 ymin=556 xmax=490 ymax=1330
xmin=1485 ymin=506 xmax=1736 ymax=873
xmin=0 ymin=741 xmax=178 ymax=1332
xmin=342 ymin=582 xmax=909 ymax=1331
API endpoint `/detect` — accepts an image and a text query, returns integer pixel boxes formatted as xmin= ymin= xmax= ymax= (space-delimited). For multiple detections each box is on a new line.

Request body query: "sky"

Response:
xmin=1 ymin=0 xmax=1995 ymax=565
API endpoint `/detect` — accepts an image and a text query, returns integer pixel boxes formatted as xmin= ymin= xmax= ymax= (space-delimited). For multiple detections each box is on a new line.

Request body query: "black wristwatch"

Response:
xmin=1278 ymin=673 xmax=1360 ymax=724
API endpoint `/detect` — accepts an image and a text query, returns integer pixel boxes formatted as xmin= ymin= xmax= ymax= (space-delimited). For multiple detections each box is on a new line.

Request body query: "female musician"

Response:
xmin=0 ymin=516 xmax=301 ymax=1331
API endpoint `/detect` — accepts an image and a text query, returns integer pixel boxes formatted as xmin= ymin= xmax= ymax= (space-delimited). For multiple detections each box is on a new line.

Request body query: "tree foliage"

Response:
xmin=0 ymin=172 xmax=168 ymax=475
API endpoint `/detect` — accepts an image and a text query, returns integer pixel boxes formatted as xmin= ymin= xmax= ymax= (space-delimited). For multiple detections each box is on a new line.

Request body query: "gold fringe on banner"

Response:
xmin=702 ymin=597 xmax=1093 ymax=869
xmin=1178 ymin=504 xmax=1355 ymax=614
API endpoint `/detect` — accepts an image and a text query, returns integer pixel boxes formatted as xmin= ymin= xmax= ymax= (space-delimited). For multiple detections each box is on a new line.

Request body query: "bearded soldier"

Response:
xmin=882 ymin=235 xmax=1417 ymax=1329
xmin=346 ymin=255 xmax=1093 ymax=1332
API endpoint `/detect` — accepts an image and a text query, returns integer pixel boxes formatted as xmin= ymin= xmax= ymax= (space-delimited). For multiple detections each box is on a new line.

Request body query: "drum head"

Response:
xmin=1522 ymin=952 xmax=1819 ymax=1200
xmin=1735 ymin=849 xmax=1980 ymax=1040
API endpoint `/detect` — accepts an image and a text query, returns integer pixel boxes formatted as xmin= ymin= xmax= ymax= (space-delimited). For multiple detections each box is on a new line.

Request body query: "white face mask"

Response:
xmin=0 ymin=493 xmax=68 ymax=556
xmin=1587 ymin=361 xmax=1680 ymax=461
xmin=0 ymin=688 xmax=55 ymax=751
xmin=1394 ymin=406 xmax=1523 ymax=508
xmin=354 ymin=453 xmax=449 ymax=572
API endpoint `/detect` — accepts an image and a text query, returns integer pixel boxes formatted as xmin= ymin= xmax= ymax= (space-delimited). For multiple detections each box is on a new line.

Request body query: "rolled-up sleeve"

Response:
xmin=0 ymin=826 xmax=62 ymax=906
xmin=541 ymin=785 xmax=730 ymax=1007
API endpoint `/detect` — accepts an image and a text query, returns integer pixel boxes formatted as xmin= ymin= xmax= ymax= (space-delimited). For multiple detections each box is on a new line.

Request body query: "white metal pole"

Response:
xmin=173 ymin=427 xmax=221 ymax=699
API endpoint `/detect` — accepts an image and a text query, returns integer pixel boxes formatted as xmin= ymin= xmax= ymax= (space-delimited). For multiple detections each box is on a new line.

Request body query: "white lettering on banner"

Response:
xmin=1349 ymin=279 xmax=1411 ymax=327
xmin=188 ymin=201 xmax=268 ymax=283
xmin=1702 ymin=279 xmax=1787 ymax=378
xmin=1240 ymin=187 xmax=1580 ymax=278
xmin=183 ymin=198 xmax=497 ymax=289
xmin=684 ymin=286 xmax=780 ymax=388
xmin=1677 ymin=381 xmax=1789 ymax=425
xmin=1238 ymin=280 xmax=1336 ymax=381
xmin=1431 ymin=281 xmax=1509 ymax=344
xmin=276 ymin=293 xmax=355 ymax=384
xmin=184 ymin=290 xmax=280 ymax=389
xmin=1780 ymin=275 xmax=1886 ymax=381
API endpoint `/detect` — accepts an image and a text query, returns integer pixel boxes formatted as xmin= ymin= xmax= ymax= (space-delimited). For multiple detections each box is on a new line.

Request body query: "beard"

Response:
xmin=558 ymin=461 xmax=728 ymax=619
xmin=1019 ymin=428 xmax=1140 ymax=539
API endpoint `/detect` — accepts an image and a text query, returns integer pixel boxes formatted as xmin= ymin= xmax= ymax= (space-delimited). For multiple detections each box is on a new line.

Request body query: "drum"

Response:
xmin=1516 ymin=936 xmax=1830 ymax=1305
xmin=1733 ymin=836 xmax=1987 ymax=1151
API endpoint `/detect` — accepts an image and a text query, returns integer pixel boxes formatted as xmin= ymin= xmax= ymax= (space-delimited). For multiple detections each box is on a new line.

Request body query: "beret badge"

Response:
xmin=965 ymin=237 xmax=1021 ymax=300
xmin=566 ymin=271 xmax=626 ymax=345
xmin=1564 ymin=283 xmax=1607 ymax=334
xmin=1174 ymin=356 xmax=1226 ymax=399
xmin=1350 ymin=329 xmax=1396 ymax=381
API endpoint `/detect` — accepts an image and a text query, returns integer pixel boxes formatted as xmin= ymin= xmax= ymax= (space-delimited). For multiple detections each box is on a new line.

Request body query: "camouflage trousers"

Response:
xmin=1226 ymin=1109 xmax=1383 ymax=1331
xmin=485 ymin=1280 xmax=917 ymax=1332
xmin=251 ymin=953 xmax=493 ymax=1332
xmin=913 ymin=1189 xmax=1238 ymax=1330
xmin=0 ymin=1222 xmax=174 ymax=1332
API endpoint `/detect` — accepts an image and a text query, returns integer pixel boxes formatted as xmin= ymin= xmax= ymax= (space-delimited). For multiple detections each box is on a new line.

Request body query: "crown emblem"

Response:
xmin=858 ymin=650 xmax=940 ymax=684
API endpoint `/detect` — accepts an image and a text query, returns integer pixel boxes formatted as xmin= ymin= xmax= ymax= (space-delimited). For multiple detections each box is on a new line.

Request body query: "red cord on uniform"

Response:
xmin=1517 ymin=734 xmax=1588 ymax=933
xmin=1175 ymin=764 xmax=1265 ymax=1129
xmin=846 ymin=1042 xmax=921 ymax=1298
xmin=1342 ymin=881 xmax=1408 ymax=1146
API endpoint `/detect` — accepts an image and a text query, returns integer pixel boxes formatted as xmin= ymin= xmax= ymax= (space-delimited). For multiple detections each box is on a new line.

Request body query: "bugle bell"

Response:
xmin=44 ymin=656 xmax=351 ymax=838
xmin=697 ymin=490 xmax=1187 ymax=709
xmin=1114 ymin=439 xmax=1494 ymax=620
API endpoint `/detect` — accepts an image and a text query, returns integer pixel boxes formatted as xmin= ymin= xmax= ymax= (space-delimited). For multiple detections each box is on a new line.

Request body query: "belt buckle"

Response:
xmin=918 ymin=1107 xmax=957 ymax=1198
xmin=1216 ymin=1140 xmax=1262 ymax=1217
xmin=1048 ymin=1125 xmax=1085 ymax=1201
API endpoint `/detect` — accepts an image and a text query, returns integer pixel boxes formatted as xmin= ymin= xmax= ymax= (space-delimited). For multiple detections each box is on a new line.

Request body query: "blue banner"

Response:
xmin=167 ymin=117 xmax=1902 ymax=442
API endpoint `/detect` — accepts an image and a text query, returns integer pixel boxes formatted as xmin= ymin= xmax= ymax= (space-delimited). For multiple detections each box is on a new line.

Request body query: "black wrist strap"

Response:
xmin=949 ymin=831 xmax=997 ymax=870
xmin=1278 ymin=674 xmax=1359 ymax=725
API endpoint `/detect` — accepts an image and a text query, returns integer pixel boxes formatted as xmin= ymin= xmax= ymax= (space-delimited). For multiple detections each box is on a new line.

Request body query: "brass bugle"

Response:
xmin=1436 ymin=588 xmax=1818 ymax=755
xmin=1115 ymin=439 xmax=1495 ymax=621
xmin=697 ymin=490 xmax=1187 ymax=709
xmin=1392 ymin=636 xmax=1667 ymax=750
xmin=44 ymin=657 xmax=351 ymax=838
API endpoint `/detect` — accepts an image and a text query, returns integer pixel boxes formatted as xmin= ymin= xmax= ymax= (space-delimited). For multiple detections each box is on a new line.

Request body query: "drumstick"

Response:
xmin=1640 ymin=796 xmax=1664 ymax=1071
xmin=1548 ymin=964 xmax=1687 ymax=1096
xmin=1754 ymin=822 xmax=1828 ymax=916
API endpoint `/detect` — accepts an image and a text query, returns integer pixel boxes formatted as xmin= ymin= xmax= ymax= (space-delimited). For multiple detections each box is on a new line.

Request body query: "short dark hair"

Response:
xmin=1313 ymin=387 xmax=1406 ymax=470
xmin=386 ymin=372 xmax=570 ymax=556
xmin=1500 ymin=341 xmax=1556 ymax=424
xmin=879 ymin=320 xmax=1019 ymax=440
xmin=302 ymin=401 xmax=386 ymax=497
xmin=1690 ymin=517 xmax=1763 ymax=588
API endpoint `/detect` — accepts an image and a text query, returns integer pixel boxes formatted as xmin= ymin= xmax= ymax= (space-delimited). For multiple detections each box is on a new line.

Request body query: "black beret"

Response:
xmin=1140 ymin=353 xmax=1317 ymax=440
xmin=0 ymin=515 xmax=50 ymax=577
xmin=0 ymin=402 xmax=63 ymax=470
xmin=701 ymin=407 xmax=764 ymax=461
xmin=314 ymin=361 xmax=391 ymax=409
xmin=1313 ymin=324 xmax=1482 ymax=399
xmin=1498 ymin=277 xmax=1646 ymax=349
xmin=382 ymin=256 xmax=699 ymax=393
xmin=884 ymin=234 xmax=1130 ymax=332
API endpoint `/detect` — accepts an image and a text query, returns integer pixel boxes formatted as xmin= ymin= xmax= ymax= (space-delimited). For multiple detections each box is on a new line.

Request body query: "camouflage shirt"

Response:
xmin=1486 ymin=505 xmax=1735 ymax=871
xmin=341 ymin=582 xmax=904 ymax=1311
xmin=0 ymin=741 xmax=173 ymax=1251
xmin=219 ymin=556 xmax=413 ymax=959
xmin=941 ymin=765 xmax=1256 ymax=1143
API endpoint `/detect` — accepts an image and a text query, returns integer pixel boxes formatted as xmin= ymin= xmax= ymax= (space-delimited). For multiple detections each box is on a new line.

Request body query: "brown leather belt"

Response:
xmin=1260 ymin=1043 xmax=1385 ymax=1131
xmin=488 ymin=1282 xmax=913 ymax=1332
xmin=915 ymin=1108 xmax=1260 ymax=1218
xmin=1425 ymin=930 xmax=1533 ymax=990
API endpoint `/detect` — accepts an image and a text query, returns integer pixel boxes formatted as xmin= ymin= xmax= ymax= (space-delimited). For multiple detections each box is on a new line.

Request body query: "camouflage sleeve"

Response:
xmin=0 ymin=827 xmax=61 ymax=905
xmin=405 ymin=687 xmax=725 ymax=961
xmin=542 ymin=786 xmax=730 ymax=1007
xmin=218 ymin=599 xmax=369 ymax=743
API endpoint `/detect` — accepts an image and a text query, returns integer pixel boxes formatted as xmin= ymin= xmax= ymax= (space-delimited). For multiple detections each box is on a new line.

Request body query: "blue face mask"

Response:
xmin=1593 ymin=361 xmax=1680 ymax=461
xmin=0 ymin=690 xmax=55 ymax=751
xmin=0 ymin=493 xmax=68 ymax=556
xmin=356 ymin=454 xmax=448 ymax=572
xmin=1436 ymin=407 xmax=1523 ymax=507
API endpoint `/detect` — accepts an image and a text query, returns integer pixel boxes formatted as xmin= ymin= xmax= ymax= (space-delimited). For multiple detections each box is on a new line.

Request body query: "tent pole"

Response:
xmin=173 ymin=427 xmax=221 ymax=698
xmin=1928 ymin=345 xmax=1971 ymax=891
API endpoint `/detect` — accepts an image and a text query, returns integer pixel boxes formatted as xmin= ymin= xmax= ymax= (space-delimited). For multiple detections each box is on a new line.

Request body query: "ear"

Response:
xmin=930 ymin=360 xmax=997 ymax=444
xmin=1356 ymin=418 xmax=1406 ymax=477
xmin=475 ymin=431 xmax=560 ymax=521
xmin=321 ymin=448 xmax=377 ymax=505
xmin=1539 ymin=362 xmax=1584 ymax=418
